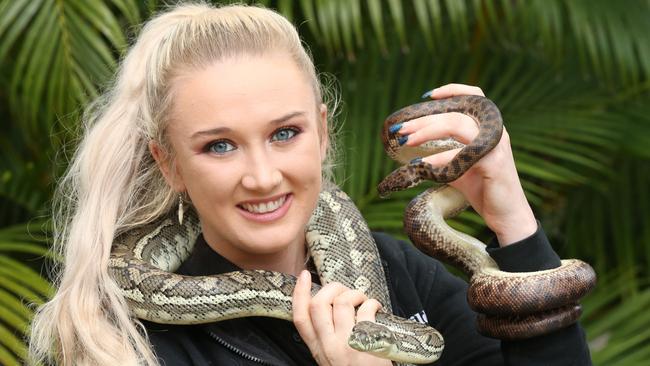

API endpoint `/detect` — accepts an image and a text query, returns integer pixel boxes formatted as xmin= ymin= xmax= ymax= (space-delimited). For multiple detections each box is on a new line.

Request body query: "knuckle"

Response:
xmin=360 ymin=298 xmax=381 ymax=310
xmin=404 ymin=131 xmax=419 ymax=145
xmin=351 ymin=289 xmax=366 ymax=297
xmin=308 ymin=301 xmax=321 ymax=314
xmin=333 ymin=296 xmax=351 ymax=307
xmin=354 ymin=290 xmax=369 ymax=302
xmin=293 ymin=316 xmax=309 ymax=328
xmin=326 ymin=282 xmax=345 ymax=291
xmin=333 ymin=289 xmax=366 ymax=307
xmin=416 ymin=114 xmax=435 ymax=126
xmin=459 ymin=115 xmax=476 ymax=130
xmin=368 ymin=298 xmax=382 ymax=307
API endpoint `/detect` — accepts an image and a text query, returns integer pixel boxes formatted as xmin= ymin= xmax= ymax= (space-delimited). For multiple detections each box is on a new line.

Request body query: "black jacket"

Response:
xmin=144 ymin=225 xmax=592 ymax=365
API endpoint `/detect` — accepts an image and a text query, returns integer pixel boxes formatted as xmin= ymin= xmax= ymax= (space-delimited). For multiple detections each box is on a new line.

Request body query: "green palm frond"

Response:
xmin=583 ymin=273 xmax=650 ymax=365
xmin=288 ymin=0 xmax=649 ymax=86
xmin=0 ymin=0 xmax=140 ymax=141
xmin=0 ymin=221 xmax=54 ymax=366
xmin=560 ymin=158 xmax=650 ymax=291
xmin=0 ymin=143 xmax=51 ymax=222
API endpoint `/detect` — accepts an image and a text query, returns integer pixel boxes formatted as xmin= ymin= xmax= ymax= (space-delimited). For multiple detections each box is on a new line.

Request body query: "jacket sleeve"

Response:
xmin=379 ymin=223 xmax=592 ymax=366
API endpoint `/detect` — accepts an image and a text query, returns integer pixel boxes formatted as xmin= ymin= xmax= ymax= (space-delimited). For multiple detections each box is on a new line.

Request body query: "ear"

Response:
xmin=318 ymin=103 xmax=329 ymax=161
xmin=148 ymin=140 xmax=185 ymax=192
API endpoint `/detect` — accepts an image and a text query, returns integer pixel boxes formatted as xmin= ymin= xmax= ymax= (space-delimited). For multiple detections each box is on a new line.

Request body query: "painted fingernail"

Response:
xmin=421 ymin=89 xmax=434 ymax=99
xmin=388 ymin=123 xmax=403 ymax=134
xmin=398 ymin=135 xmax=408 ymax=146
xmin=410 ymin=158 xmax=422 ymax=164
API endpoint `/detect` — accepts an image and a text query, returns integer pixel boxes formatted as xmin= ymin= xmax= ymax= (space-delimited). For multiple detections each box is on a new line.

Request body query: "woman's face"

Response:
xmin=156 ymin=52 xmax=327 ymax=269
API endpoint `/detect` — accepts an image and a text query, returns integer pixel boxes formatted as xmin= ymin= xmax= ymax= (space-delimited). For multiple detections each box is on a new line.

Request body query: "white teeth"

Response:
xmin=241 ymin=195 xmax=287 ymax=214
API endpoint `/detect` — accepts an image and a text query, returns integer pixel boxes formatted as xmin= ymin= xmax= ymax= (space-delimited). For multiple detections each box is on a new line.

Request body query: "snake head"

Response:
xmin=348 ymin=321 xmax=397 ymax=356
xmin=377 ymin=162 xmax=431 ymax=198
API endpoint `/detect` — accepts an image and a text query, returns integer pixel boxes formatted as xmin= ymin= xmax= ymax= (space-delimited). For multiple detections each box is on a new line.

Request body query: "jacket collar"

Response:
xmin=176 ymin=234 xmax=240 ymax=276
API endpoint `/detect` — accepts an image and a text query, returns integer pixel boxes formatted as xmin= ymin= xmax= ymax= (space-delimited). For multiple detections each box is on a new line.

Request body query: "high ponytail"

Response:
xmin=28 ymin=3 xmax=338 ymax=365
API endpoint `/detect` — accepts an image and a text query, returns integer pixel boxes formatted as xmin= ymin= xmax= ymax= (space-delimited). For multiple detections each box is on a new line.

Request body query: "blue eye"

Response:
xmin=271 ymin=127 xmax=298 ymax=142
xmin=208 ymin=140 xmax=236 ymax=154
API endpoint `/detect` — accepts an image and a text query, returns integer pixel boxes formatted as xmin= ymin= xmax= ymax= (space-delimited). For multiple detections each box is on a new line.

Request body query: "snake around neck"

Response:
xmin=109 ymin=95 xmax=595 ymax=364
xmin=109 ymin=182 xmax=444 ymax=364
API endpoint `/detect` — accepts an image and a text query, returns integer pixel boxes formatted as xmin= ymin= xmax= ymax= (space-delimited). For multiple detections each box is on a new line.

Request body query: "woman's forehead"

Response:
xmin=167 ymin=54 xmax=318 ymax=136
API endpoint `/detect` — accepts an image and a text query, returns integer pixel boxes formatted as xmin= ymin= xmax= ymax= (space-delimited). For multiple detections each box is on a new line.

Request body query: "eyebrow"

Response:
xmin=190 ymin=111 xmax=307 ymax=139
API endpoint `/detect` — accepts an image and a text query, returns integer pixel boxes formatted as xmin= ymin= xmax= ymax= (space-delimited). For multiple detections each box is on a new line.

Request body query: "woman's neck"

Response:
xmin=204 ymin=236 xmax=309 ymax=276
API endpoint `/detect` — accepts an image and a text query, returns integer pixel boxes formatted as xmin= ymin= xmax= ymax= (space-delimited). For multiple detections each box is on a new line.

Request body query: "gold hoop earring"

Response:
xmin=178 ymin=193 xmax=184 ymax=225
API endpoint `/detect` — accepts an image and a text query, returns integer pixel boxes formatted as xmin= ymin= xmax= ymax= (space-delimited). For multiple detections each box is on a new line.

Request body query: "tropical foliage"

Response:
xmin=0 ymin=1 xmax=648 ymax=365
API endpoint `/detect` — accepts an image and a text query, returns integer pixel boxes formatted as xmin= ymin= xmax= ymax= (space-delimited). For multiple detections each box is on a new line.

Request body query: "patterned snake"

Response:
xmin=378 ymin=95 xmax=596 ymax=340
xmin=109 ymin=183 xmax=444 ymax=364
xmin=109 ymin=95 xmax=595 ymax=363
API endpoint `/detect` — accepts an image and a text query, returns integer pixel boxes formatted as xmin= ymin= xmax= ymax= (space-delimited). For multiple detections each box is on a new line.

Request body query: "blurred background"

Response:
xmin=1 ymin=0 xmax=649 ymax=364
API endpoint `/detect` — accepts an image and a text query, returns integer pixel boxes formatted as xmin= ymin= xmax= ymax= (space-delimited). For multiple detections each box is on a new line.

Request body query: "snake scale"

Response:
xmin=109 ymin=95 xmax=596 ymax=363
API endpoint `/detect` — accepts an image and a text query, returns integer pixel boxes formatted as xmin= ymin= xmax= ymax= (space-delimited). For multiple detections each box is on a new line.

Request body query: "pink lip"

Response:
xmin=238 ymin=192 xmax=290 ymax=205
xmin=237 ymin=193 xmax=292 ymax=223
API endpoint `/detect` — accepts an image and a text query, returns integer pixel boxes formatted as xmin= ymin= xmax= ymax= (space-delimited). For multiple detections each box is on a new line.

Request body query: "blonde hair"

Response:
xmin=28 ymin=3 xmax=339 ymax=365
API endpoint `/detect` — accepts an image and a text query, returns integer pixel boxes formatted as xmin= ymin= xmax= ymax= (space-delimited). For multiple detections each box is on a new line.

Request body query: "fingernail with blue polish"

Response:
xmin=388 ymin=123 xmax=403 ymax=134
xmin=410 ymin=158 xmax=422 ymax=164
xmin=398 ymin=135 xmax=408 ymax=146
xmin=421 ymin=89 xmax=434 ymax=99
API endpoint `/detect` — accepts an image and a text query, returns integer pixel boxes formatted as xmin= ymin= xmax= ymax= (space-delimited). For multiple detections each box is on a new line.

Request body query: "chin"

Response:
xmin=239 ymin=233 xmax=297 ymax=255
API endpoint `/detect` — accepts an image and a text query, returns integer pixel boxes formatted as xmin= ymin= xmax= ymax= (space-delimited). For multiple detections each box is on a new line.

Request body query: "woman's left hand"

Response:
xmin=395 ymin=83 xmax=537 ymax=246
xmin=292 ymin=270 xmax=393 ymax=366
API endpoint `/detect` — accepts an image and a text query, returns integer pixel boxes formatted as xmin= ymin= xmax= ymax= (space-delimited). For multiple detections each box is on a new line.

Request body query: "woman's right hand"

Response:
xmin=292 ymin=270 xmax=393 ymax=366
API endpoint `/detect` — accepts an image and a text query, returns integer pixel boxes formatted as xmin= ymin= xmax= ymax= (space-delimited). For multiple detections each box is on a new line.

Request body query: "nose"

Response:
xmin=240 ymin=149 xmax=282 ymax=192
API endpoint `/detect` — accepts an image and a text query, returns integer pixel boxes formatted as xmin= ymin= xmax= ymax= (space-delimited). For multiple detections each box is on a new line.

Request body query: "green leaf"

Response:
xmin=0 ymin=288 xmax=33 ymax=321
xmin=366 ymin=0 xmax=387 ymax=54
xmin=0 ymin=323 xmax=26 ymax=361
xmin=0 ymin=0 xmax=42 ymax=61
xmin=0 ymin=257 xmax=53 ymax=299
xmin=0 ymin=342 xmax=21 ymax=366
xmin=0 ymin=303 xmax=28 ymax=335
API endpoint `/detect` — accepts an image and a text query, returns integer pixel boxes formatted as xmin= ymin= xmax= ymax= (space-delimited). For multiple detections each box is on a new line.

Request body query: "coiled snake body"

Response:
xmin=109 ymin=95 xmax=595 ymax=364
xmin=378 ymin=95 xmax=596 ymax=340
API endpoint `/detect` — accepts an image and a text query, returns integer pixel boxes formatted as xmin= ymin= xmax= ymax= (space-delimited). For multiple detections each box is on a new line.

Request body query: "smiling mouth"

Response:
xmin=238 ymin=194 xmax=288 ymax=214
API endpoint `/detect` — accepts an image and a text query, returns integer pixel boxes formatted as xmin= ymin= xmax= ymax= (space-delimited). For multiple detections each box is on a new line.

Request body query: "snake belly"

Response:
xmin=109 ymin=183 xmax=444 ymax=364
xmin=378 ymin=95 xmax=596 ymax=340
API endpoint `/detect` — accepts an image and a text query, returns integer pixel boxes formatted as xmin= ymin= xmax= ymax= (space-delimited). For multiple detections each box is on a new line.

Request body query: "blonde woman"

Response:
xmin=28 ymin=3 xmax=591 ymax=366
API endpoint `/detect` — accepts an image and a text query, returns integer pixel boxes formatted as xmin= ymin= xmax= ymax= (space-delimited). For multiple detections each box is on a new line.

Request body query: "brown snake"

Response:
xmin=378 ymin=95 xmax=597 ymax=339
